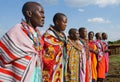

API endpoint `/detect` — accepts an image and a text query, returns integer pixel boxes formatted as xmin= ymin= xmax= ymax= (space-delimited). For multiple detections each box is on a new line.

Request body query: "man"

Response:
xmin=0 ymin=1 xmax=45 ymax=82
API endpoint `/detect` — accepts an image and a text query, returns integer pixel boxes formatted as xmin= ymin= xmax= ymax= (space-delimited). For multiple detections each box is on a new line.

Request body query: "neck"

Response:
xmin=68 ymin=38 xmax=82 ymax=51
xmin=70 ymin=37 xmax=78 ymax=41
xmin=53 ymin=26 xmax=61 ymax=33
xmin=80 ymin=37 xmax=87 ymax=41
xmin=26 ymin=20 xmax=36 ymax=29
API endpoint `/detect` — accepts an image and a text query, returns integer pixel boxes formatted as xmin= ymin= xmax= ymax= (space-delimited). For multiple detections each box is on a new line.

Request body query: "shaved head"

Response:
xmin=22 ymin=1 xmax=45 ymax=28
xmin=22 ymin=1 xmax=42 ymax=16
xmin=79 ymin=27 xmax=87 ymax=39
xmin=69 ymin=28 xmax=77 ymax=36
xmin=53 ymin=13 xmax=66 ymax=24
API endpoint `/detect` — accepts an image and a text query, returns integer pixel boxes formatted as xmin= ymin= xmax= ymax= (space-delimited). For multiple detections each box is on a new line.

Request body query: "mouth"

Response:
xmin=41 ymin=19 xmax=44 ymax=24
xmin=39 ymin=19 xmax=44 ymax=27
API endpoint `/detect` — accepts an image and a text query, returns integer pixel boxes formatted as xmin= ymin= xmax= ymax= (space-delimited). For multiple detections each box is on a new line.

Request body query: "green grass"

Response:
xmin=109 ymin=55 xmax=120 ymax=63
xmin=109 ymin=54 xmax=120 ymax=66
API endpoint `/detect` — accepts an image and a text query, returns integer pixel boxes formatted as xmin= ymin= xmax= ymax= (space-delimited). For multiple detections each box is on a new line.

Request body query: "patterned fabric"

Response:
xmin=88 ymin=40 xmax=97 ymax=81
xmin=21 ymin=21 xmax=43 ymax=52
xmin=0 ymin=22 xmax=43 ymax=82
xmin=102 ymin=40 xmax=109 ymax=74
xmin=80 ymin=39 xmax=92 ymax=82
xmin=21 ymin=21 xmax=43 ymax=82
xmin=95 ymin=40 xmax=104 ymax=61
xmin=95 ymin=40 xmax=105 ymax=79
xmin=30 ymin=67 xmax=42 ymax=82
xmin=42 ymin=27 xmax=67 ymax=82
xmin=65 ymin=38 xmax=82 ymax=82
xmin=79 ymin=44 xmax=86 ymax=82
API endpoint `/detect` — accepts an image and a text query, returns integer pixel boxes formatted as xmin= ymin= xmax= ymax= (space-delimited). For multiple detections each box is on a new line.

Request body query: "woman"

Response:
xmin=42 ymin=13 xmax=67 ymax=82
xmin=95 ymin=32 xmax=105 ymax=82
xmin=88 ymin=31 xmax=98 ymax=82
xmin=66 ymin=28 xmax=83 ymax=82
xmin=79 ymin=27 xmax=92 ymax=82
xmin=0 ymin=1 xmax=45 ymax=82
xmin=102 ymin=32 xmax=109 ymax=76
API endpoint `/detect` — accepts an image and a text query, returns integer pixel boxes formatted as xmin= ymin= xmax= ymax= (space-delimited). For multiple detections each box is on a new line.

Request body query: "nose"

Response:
xmin=64 ymin=23 xmax=67 ymax=26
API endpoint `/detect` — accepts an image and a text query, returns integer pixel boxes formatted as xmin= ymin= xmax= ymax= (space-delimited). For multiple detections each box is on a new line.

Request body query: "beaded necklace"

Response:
xmin=49 ymin=26 xmax=67 ymax=60
xmin=68 ymin=38 xmax=82 ymax=51
xmin=21 ymin=21 xmax=42 ymax=52
xmin=49 ymin=27 xmax=67 ymax=44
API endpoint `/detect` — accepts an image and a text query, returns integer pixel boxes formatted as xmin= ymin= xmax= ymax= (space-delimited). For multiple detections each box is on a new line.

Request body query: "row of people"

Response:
xmin=0 ymin=1 xmax=109 ymax=82
xmin=64 ymin=28 xmax=109 ymax=82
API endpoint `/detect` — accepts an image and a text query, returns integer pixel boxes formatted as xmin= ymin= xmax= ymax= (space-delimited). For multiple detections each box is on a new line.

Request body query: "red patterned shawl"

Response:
xmin=0 ymin=24 xmax=38 ymax=82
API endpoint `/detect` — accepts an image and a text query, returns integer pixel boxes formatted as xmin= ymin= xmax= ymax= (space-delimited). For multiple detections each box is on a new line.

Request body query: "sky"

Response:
xmin=0 ymin=0 xmax=120 ymax=41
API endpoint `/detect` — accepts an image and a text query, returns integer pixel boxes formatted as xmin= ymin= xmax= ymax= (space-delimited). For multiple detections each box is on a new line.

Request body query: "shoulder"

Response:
xmin=8 ymin=23 xmax=22 ymax=32
xmin=7 ymin=23 xmax=24 ymax=38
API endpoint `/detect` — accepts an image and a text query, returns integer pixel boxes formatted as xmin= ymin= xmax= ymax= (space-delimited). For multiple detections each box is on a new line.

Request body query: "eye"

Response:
xmin=39 ymin=10 xmax=44 ymax=14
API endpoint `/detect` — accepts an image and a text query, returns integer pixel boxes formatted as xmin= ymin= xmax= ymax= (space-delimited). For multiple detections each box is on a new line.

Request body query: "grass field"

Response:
xmin=109 ymin=54 xmax=120 ymax=66
xmin=109 ymin=54 xmax=120 ymax=62
xmin=104 ymin=54 xmax=120 ymax=82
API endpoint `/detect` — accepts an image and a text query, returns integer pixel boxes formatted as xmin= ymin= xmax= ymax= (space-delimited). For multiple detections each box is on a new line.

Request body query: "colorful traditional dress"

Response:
xmin=79 ymin=41 xmax=86 ymax=82
xmin=102 ymin=40 xmax=109 ymax=75
xmin=95 ymin=40 xmax=105 ymax=79
xmin=42 ymin=27 xmax=67 ymax=82
xmin=0 ymin=21 xmax=43 ymax=82
xmin=80 ymin=39 xmax=92 ymax=82
xmin=88 ymin=40 xmax=97 ymax=81
xmin=65 ymin=38 xmax=82 ymax=82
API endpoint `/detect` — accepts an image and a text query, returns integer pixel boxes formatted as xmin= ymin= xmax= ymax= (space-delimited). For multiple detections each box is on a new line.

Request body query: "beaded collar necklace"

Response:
xmin=21 ymin=21 xmax=42 ymax=51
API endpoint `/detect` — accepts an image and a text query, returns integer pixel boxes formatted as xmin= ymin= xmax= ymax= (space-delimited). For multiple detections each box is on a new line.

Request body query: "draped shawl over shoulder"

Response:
xmin=0 ymin=23 xmax=42 ymax=82
xmin=42 ymin=27 xmax=67 ymax=82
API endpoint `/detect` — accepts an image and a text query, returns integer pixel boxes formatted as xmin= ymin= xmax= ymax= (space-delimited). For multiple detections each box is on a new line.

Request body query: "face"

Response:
xmin=88 ymin=32 xmax=94 ymax=40
xmin=102 ymin=33 xmax=108 ymax=40
xmin=83 ymin=29 xmax=87 ymax=38
xmin=73 ymin=30 xmax=79 ymax=40
xmin=97 ymin=33 xmax=102 ymax=40
xmin=30 ymin=5 xmax=45 ymax=27
xmin=80 ymin=28 xmax=87 ymax=39
xmin=57 ymin=16 xmax=67 ymax=32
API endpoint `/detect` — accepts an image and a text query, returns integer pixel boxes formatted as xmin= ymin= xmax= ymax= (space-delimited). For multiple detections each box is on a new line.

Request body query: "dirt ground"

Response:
xmin=104 ymin=55 xmax=120 ymax=82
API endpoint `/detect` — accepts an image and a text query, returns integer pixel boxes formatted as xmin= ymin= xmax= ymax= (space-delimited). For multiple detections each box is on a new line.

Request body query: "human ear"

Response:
xmin=55 ymin=20 xmax=59 ymax=25
xmin=70 ymin=34 xmax=74 ymax=38
xmin=26 ymin=11 xmax=32 ymax=17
